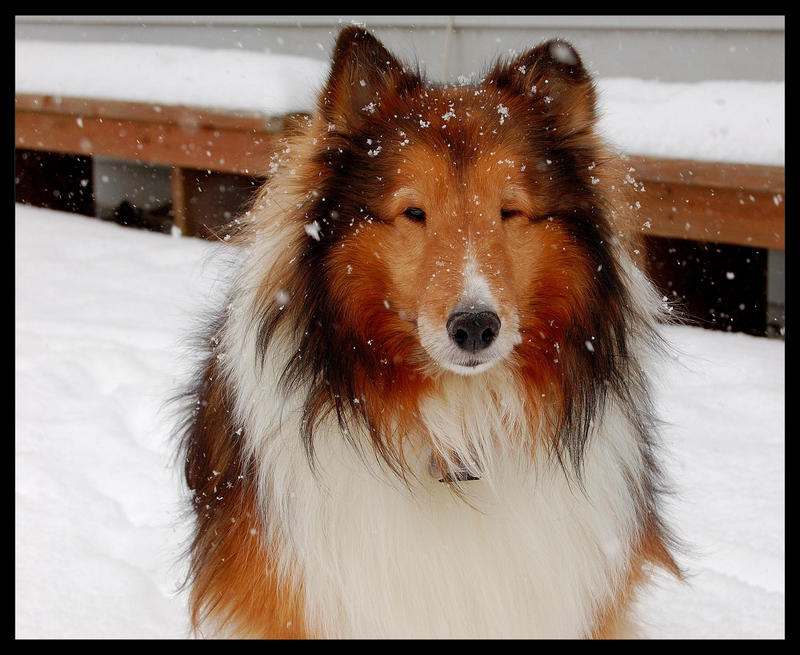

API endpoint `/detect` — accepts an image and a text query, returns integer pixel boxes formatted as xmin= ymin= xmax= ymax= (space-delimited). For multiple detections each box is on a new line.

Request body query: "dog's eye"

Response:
xmin=501 ymin=209 xmax=522 ymax=220
xmin=403 ymin=207 xmax=426 ymax=223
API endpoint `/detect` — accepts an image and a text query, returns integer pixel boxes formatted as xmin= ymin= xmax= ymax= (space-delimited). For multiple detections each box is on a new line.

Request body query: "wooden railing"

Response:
xmin=624 ymin=155 xmax=784 ymax=250
xmin=15 ymin=92 xmax=784 ymax=250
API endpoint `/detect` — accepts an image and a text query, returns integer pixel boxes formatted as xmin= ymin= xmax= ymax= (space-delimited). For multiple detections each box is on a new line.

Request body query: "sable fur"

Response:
xmin=177 ymin=27 xmax=680 ymax=638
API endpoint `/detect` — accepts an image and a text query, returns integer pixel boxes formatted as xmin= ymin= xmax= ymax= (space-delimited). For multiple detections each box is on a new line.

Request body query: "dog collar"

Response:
xmin=429 ymin=453 xmax=481 ymax=482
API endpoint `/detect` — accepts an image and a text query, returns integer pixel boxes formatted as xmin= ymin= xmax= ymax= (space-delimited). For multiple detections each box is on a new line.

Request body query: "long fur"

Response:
xmin=176 ymin=28 xmax=681 ymax=638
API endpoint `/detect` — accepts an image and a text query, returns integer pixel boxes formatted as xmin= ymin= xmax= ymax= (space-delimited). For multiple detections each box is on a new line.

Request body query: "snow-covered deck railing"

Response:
xmin=14 ymin=93 xmax=285 ymax=176
xmin=14 ymin=91 xmax=785 ymax=250
xmin=14 ymin=40 xmax=785 ymax=250
xmin=15 ymin=93 xmax=286 ymax=235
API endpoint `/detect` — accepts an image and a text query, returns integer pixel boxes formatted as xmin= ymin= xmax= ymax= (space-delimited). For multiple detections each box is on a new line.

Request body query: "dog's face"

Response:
xmin=315 ymin=28 xmax=612 ymax=379
xmin=252 ymin=28 xmax=645 ymax=471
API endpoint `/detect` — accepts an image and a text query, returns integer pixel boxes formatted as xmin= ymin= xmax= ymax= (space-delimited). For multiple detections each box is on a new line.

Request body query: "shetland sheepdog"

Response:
xmin=177 ymin=27 xmax=681 ymax=638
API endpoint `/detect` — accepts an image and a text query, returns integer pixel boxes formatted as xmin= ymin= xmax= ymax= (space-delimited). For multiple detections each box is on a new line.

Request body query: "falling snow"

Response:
xmin=549 ymin=40 xmax=579 ymax=66
xmin=14 ymin=32 xmax=784 ymax=639
xmin=304 ymin=220 xmax=321 ymax=241
xmin=496 ymin=104 xmax=509 ymax=124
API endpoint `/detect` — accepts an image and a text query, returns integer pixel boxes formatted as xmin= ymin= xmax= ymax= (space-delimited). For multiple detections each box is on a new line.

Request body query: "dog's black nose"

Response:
xmin=446 ymin=311 xmax=501 ymax=352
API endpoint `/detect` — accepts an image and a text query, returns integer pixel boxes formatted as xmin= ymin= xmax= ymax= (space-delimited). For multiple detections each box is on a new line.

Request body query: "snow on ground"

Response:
xmin=16 ymin=204 xmax=784 ymax=638
xmin=15 ymin=39 xmax=784 ymax=166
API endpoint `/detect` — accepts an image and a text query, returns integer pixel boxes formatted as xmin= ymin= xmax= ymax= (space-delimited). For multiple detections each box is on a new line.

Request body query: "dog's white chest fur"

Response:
xmin=240 ymin=372 xmax=644 ymax=638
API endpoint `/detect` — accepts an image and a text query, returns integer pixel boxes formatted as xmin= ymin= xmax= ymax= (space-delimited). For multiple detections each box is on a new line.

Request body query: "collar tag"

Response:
xmin=429 ymin=453 xmax=481 ymax=482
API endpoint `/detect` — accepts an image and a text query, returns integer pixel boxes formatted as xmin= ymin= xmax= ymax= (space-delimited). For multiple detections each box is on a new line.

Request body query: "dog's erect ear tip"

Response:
xmin=485 ymin=38 xmax=590 ymax=91
xmin=328 ymin=25 xmax=396 ymax=76
xmin=332 ymin=26 xmax=381 ymax=57
xmin=543 ymin=39 xmax=582 ymax=68
xmin=321 ymin=26 xmax=419 ymax=133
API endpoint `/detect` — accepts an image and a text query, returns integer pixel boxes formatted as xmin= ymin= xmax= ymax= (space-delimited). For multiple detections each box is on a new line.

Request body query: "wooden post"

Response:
xmin=171 ymin=166 xmax=187 ymax=236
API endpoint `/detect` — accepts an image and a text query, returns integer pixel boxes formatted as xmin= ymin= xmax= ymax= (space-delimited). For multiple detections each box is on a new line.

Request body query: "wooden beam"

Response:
xmin=14 ymin=94 xmax=285 ymax=132
xmin=625 ymin=155 xmax=785 ymax=250
xmin=170 ymin=167 xmax=187 ymax=236
xmin=15 ymin=93 xmax=284 ymax=176
xmin=14 ymin=93 xmax=784 ymax=249
xmin=625 ymin=155 xmax=784 ymax=192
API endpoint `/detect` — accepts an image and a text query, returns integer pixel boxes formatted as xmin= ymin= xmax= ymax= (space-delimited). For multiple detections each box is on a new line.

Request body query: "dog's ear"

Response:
xmin=320 ymin=27 xmax=421 ymax=133
xmin=486 ymin=39 xmax=597 ymax=137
